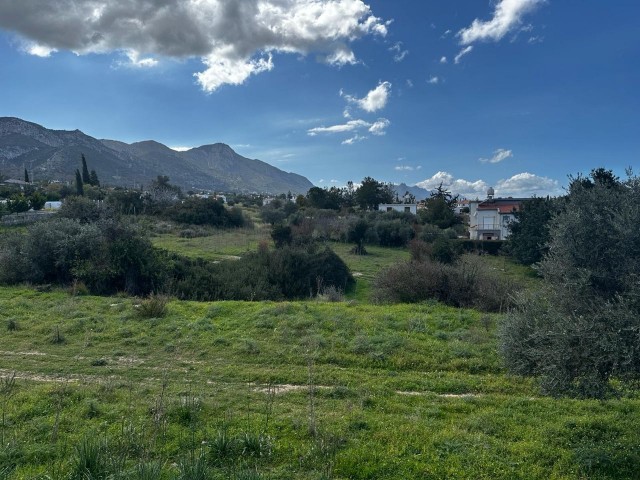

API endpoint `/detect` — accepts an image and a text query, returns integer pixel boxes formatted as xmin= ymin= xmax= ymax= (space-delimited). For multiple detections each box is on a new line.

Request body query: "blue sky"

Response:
xmin=1 ymin=0 xmax=638 ymax=198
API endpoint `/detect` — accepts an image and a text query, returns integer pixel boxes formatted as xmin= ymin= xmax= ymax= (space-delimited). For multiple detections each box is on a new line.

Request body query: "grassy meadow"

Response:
xmin=0 ymin=223 xmax=638 ymax=479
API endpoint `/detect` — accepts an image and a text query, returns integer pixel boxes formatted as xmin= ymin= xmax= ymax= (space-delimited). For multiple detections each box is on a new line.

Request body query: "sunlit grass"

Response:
xmin=0 ymin=286 xmax=638 ymax=478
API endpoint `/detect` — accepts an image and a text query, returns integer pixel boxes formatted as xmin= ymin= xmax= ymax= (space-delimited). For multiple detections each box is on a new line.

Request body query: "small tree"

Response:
xmin=29 ymin=191 xmax=46 ymax=211
xmin=24 ymin=168 xmax=30 ymax=184
xmin=355 ymin=177 xmax=394 ymax=211
xmin=507 ymin=197 xmax=560 ymax=265
xmin=75 ymin=169 xmax=84 ymax=196
xmin=348 ymin=218 xmax=369 ymax=255
xmin=89 ymin=169 xmax=100 ymax=187
xmin=7 ymin=194 xmax=30 ymax=213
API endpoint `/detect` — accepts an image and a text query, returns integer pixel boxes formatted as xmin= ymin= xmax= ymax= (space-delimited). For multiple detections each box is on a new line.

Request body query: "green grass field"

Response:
xmin=1 ymin=285 xmax=638 ymax=479
xmin=0 ymin=223 xmax=637 ymax=479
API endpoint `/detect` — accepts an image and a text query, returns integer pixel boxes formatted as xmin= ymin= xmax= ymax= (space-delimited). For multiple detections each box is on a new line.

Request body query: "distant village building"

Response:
xmin=44 ymin=201 xmax=63 ymax=210
xmin=468 ymin=188 xmax=527 ymax=240
xmin=378 ymin=203 xmax=418 ymax=214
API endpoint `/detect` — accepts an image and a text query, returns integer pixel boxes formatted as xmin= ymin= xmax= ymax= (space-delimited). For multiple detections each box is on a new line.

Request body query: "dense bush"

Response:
xmin=163 ymin=197 xmax=246 ymax=227
xmin=171 ymin=245 xmax=354 ymax=301
xmin=458 ymin=239 xmax=504 ymax=255
xmin=0 ymin=218 xmax=169 ymax=295
xmin=506 ymin=197 xmax=561 ymax=265
xmin=373 ymin=255 xmax=520 ymax=312
xmin=58 ymin=196 xmax=103 ymax=223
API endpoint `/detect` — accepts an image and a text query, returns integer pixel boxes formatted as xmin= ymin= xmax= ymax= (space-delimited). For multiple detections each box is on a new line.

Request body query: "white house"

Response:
xmin=378 ymin=203 xmax=418 ymax=214
xmin=468 ymin=188 xmax=527 ymax=240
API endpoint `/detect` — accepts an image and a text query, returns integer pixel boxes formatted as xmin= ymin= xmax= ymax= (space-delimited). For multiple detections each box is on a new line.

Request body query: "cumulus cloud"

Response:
xmin=454 ymin=46 xmax=473 ymax=64
xmin=417 ymin=171 xmax=488 ymax=198
xmin=342 ymin=81 xmax=392 ymax=113
xmin=427 ymin=76 xmax=439 ymax=85
xmin=496 ymin=172 xmax=561 ymax=196
xmin=416 ymin=170 xmax=561 ymax=198
xmin=458 ymin=0 xmax=545 ymax=45
xmin=440 ymin=56 xmax=448 ymax=64
xmin=0 ymin=0 xmax=388 ymax=92
xmin=479 ymin=148 xmax=513 ymax=164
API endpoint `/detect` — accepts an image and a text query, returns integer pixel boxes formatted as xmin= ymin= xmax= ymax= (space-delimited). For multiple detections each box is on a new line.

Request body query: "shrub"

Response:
xmin=430 ymin=237 xmax=460 ymax=264
xmin=373 ymin=255 xmax=519 ymax=312
xmin=58 ymin=196 xmax=102 ymax=223
xmin=136 ymin=294 xmax=168 ymax=319
xmin=317 ymin=285 xmax=344 ymax=302
xmin=164 ymin=197 xmax=245 ymax=227
xmin=170 ymin=245 xmax=354 ymax=301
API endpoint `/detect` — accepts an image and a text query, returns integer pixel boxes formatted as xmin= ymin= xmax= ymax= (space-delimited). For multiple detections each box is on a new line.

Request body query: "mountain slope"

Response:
xmin=0 ymin=117 xmax=313 ymax=193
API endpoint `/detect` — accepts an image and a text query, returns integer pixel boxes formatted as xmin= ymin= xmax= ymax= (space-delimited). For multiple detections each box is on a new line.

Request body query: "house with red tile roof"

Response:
xmin=468 ymin=188 xmax=528 ymax=240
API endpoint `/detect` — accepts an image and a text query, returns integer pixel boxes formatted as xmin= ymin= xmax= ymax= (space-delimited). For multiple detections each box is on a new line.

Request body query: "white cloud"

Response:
xmin=125 ymin=50 xmax=159 ymax=68
xmin=416 ymin=170 xmax=561 ymax=198
xmin=427 ymin=76 xmax=440 ymax=85
xmin=479 ymin=148 xmax=513 ymax=164
xmin=308 ymin=117 xmax=389 ymax=142
xmin=440 ymin=56 xmax=448 ymax=64
xmin=342 ymin=134 xmax=367 ymax=145
xmin=395 ymin=165 xmax=414 ymax=171
xmin=308 ymin=119 xmax=370 ymax=136
xmin=406 ymin=79 xmax=414 ymax=88
xmin=454 ymin=46 xmax=474 ymax=64
xmin=458 ymin=0 xmax=545 ymax=45
xmin=169 ymin=146 xmax=193 ymax=152
xmin=1 ymin=0 xmax=388 ymax=92
xmin=368 ymin=118 xmax=390 ymax=136
xmin=441 ymin=29 xmax=452 ymax=38
xmin=343 ymin=81 xmax=392 ymax=113
xmin=389 ymin=42 xmax=409 ymax=62
xmin=496 ymin=172 xmax=561 ymax=196
xmin=21 ymin=42 xmax=57 ymax=57
xmin=195 ymin=54 xmax=274 ymax=92
xmin=417 ymin=171 xmax=488 ymax=199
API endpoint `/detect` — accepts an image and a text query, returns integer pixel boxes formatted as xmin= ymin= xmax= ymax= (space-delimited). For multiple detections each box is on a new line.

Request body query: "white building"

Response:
xmin=378 ymin=203 xmax=418 ymax=214
xmin=468 ymin=188 xmax=527 ymax=240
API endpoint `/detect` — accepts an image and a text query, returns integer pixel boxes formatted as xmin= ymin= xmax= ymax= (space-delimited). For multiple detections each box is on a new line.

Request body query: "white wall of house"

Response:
xmin=378 ymin=204 xmax=418 ymax=214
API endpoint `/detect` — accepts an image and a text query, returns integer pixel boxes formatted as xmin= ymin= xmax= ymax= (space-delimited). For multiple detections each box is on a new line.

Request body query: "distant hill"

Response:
xmin=0 ymin=117 xmax=313 ymax=194
xmin=393 ymin=183 xmax=431 ymax=201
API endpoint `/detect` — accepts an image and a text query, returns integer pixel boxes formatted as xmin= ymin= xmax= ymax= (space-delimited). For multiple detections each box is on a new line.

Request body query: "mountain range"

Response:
xmin=0 ymin=117 xmax=313 ymax=194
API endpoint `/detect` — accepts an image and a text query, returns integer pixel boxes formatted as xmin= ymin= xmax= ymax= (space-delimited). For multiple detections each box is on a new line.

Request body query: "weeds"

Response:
xmin=136 ymin=294 xmax=168 ymax=319
xmin=71 ymin=436 xmax=109 ymax=480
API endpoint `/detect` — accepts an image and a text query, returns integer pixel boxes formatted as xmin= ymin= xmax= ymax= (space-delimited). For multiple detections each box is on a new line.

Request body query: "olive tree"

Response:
xmin=501 ymin=169 xmax=640 ymax=397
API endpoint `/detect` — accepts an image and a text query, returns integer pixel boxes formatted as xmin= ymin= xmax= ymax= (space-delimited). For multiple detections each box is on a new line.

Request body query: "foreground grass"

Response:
xmin=1 ymin=287 xmax=638 ymax=479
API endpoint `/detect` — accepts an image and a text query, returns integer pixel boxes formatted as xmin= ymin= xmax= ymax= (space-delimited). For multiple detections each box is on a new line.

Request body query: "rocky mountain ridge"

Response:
xmin=0 ymin=117 xmax=313 ymax=194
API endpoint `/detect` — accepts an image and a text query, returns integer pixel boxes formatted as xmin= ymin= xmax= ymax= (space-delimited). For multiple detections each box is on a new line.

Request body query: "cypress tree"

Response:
xmin=81 ymin=154 xmax=91 ymax=184
xmin=75 ymin=169 xmax=84 ymax=196
xmin=24 ymin=168 xmax=30 ymax=183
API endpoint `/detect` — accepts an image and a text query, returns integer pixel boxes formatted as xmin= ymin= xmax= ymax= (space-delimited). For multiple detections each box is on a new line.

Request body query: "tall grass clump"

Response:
xmin=136 ymin=294 xmax=168 ymax=319
xmin=71 ymin=436 xmax=110 ymax=480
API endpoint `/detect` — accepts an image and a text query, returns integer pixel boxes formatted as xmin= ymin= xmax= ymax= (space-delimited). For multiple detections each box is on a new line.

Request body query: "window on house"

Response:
xmin=404 ymin=206 xmax=410 ymax=212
